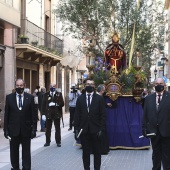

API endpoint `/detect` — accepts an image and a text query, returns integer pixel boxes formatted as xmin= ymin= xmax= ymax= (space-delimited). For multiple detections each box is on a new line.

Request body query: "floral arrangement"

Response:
xmin=119 ymin=67 xmax=147 ymax=93
xmin=92 ymin=56 xmax=147 ymax=94
xmin=92 ymin=56 xmax=111 ymax=86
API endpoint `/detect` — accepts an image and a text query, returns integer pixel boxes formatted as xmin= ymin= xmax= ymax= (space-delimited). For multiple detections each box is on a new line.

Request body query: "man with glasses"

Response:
xmin=4 ymin=78 xmax=37 ymax=170
xmin=74 ymin=78 xmax=106 ymax=170
xmin=142 ymin=77 xmax=170 ymax=170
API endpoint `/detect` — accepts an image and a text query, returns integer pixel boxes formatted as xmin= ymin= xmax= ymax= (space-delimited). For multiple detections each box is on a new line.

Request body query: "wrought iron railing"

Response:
xmin=19 ymin=19 xmax=63 ymax=55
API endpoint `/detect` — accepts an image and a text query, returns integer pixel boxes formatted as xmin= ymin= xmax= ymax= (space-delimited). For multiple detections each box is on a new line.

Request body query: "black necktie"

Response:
xmin=51 ymin=92 xmax=54 ymax=99
xmin=87 ymin=94 xmax=91 ymax=108
xmin=158 ymin=94 xmax=161 ymax=104
xmin=18 ymin=95 xmax=22 ymax=110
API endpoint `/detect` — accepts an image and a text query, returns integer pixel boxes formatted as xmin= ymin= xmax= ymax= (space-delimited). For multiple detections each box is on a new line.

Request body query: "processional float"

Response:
xmin=104 ymin=32 xmax=146 ymax=102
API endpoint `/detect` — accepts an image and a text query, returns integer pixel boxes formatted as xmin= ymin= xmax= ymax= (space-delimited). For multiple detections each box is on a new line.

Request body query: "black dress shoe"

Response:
xmin=44 ymin=143 xmax=50 ymax=147
xmin=40 ymin=129 xmax=46 ymax=132
xmin=57 ymin=143 xmax=61 ymax=147
xmin=68 ymin=128 xmax=72 ymax=131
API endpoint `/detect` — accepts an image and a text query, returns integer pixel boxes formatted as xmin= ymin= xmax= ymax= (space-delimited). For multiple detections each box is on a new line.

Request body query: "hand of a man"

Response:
xmin=4 ymin=130 xmax=9 ymax=139
xmin=97 ymin=130 xmax=104 ymax=139
xmin=31 ymin=130 xmax=36 ymax=139
xmin=107 ymin=103 xmax=112 ymax=107
xmin=74 ymin=130 xmax=79 ymax=141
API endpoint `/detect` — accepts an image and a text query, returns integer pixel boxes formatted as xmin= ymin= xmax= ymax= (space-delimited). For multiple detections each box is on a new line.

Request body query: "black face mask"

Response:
xmin=85 ymin=86 xmax=94 ymax=93
xmin=103 ymin=92 xmax=106 ymax=96
xmin=155 ymin=84 xmax=164 ymax=92
xmin=16 ymin=88 xmax=24 ymax=94
xmin=50 ymin=87 xmax=55 ymax=92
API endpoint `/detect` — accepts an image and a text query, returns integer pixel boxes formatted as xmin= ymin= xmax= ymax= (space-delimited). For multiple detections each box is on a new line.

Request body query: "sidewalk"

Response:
xmin=0 ymin=113 xmax=154 ymax=170
xmin=0 ymin=113 xmax=72 ymax=170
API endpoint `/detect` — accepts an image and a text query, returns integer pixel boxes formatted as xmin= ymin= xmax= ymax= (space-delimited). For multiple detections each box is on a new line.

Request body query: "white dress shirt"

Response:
xmin=16 ymin=93 xmax=24 ymax=109
xmin=86 ymin=92 xmax=94 ymax=110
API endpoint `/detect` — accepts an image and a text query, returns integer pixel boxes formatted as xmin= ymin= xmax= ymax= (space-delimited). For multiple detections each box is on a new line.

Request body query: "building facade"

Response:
xmin=0 ymin=0 xmax=85 ymax=127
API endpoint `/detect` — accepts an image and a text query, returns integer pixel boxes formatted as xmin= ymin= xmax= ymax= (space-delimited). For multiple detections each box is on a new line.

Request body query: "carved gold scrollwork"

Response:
xmin=105 ymin=82 xmax=123 ymax=101
xmin=132 ymin=87 xmax=143 ymax=102
xmin=107 ymin=92 xmax=121 ymax=101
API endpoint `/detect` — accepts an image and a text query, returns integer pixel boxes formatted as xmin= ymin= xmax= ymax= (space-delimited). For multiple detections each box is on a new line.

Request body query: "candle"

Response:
xmin=137 ymin=56 xmax=139 ymax=66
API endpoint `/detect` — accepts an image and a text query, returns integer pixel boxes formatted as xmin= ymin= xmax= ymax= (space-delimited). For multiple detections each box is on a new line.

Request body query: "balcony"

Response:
xmin=15 ymin=19 xmax=63 ymax=65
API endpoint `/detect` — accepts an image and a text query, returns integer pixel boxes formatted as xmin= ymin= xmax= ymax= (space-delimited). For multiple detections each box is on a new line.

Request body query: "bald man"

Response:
xmin=4 ymin=78 xmax=37 ymax=170
xmin=41 ymin=83 xmax=64 ymax=147
xmin=142 ymin=78 xmax=170 ymax=170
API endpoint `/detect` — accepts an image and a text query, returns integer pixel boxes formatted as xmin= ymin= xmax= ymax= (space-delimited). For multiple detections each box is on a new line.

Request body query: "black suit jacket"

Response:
xmin=74 ymin=93 xmax=106 ymax=134
xmin=142 ymin=91 xmax=170 ymax=137
xmin=38 ymin=91 xmax=44 ymax=112
xmin=41 ymin=91 xmax=64 ymax=119
xmin=4 ymin=92 xmax=37 ymax=137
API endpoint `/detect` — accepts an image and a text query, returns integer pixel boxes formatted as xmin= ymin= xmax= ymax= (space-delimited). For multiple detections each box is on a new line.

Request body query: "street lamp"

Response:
xmin=161 ymin=54 xmax=167 ymax=76
xmin=136 ymin=48 xmax=141 ymax=67
xmin=154 ymin=67 xmax=157 ymax=80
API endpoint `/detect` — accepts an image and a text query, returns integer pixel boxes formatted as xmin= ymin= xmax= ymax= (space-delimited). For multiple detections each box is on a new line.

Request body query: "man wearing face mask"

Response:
xmin=142 ymin=77 xmax=170 ymax=170
xmin=74 ymin=78 xmax=106 ymax=170
xmin=4 ymin=78 xmax=37 ymax=170
xmin=41 ymin=82 xmax=64 ymax=147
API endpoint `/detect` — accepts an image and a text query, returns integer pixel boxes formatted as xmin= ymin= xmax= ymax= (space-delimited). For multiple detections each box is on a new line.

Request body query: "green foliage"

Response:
xmin=18 ymin=34 xmax=28 ymax=38
xmin=54 ymin=0 xmax=165 ymax=76
xmin=92 ymin=57 xmax=111 ymax=87
xmin=37 ymin=46 xmax=61 ymax=56
xmin=117 ymin=0 xmax=165 ymax=74
xmin=119 ymin=67 xmax=147 ymax=93
xmin=55 ymin=0 xmax=117 ymax=52
xmin=31 ymin=41 xmax=38 ymax=46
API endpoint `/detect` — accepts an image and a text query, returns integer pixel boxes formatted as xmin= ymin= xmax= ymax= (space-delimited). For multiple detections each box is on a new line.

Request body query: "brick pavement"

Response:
xmin=0 ymin=113 xmax=155 ymax=170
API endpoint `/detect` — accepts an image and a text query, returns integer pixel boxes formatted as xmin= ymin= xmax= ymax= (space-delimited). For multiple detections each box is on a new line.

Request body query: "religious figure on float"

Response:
xmin=105 ymin=32 xmax=126 ymax=74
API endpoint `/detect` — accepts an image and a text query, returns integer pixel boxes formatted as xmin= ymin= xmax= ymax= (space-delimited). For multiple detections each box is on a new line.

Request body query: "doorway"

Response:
xmin=45 ymin=72 xmax=50 ymax=91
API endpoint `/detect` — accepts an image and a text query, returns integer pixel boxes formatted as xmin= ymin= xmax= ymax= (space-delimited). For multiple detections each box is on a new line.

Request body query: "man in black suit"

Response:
xmin=74 ymin=78 xmax=106 ymax=170
xmin=4 ymin=78 xmax=37 ymax=170
xmin=142 ymin=77 xmax=170 ymax=170
xmin=41 ymin=82 xmax=64 ymax=147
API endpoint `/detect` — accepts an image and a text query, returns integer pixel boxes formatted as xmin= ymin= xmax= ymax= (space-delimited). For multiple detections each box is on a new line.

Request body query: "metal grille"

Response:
xmin=22 ymin=19 xmax=63 ymax=55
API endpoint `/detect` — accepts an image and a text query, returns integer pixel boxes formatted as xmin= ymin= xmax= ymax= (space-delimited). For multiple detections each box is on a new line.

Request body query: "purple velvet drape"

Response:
xmin=106 ymin=96 xmax=150 ymax=149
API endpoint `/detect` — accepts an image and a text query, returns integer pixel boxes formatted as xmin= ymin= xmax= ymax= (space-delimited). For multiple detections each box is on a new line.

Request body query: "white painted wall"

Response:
xmin=0 ymin=0 xmax=20 ymax=27
xmin=26 ymin=0 xmax=44 ymax=28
